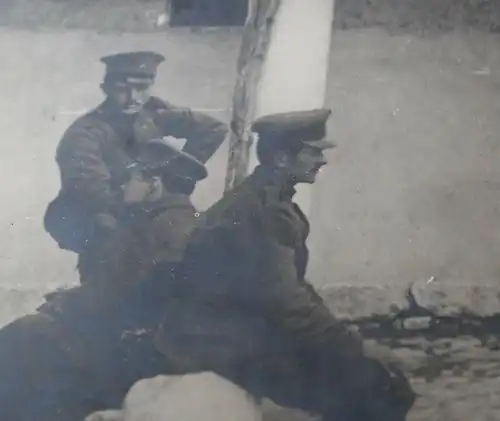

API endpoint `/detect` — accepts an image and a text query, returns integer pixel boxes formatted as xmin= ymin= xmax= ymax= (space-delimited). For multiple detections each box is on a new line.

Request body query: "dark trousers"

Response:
xmin=158 ymin=318 xmax=415 ymax=421
xmin=218 ymin=349 xmax=414 ymax=421
xmin=0 ymin=291 xmax=169 ymax=421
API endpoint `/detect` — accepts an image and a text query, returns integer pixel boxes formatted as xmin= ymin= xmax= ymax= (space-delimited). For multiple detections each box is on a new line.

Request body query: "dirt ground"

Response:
xmin=408 ymin=375 xmax=500 ymax=421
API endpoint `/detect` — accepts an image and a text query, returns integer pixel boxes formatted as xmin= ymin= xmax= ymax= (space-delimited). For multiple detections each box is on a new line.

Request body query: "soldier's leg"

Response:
xmin=326 ymin=350 xmax=416 ymax=421
xmin=85 ymin=295 xmax=173 ymax=408
xmin=217 ymin=345 xmax=414 ymax=421
xmin=0 ymin=313 xmax=105 ymax=421
xmin=99 ymin=331 xmax=171 ymax=408
xmin=298 ymin=350 xmax=414 ymax=421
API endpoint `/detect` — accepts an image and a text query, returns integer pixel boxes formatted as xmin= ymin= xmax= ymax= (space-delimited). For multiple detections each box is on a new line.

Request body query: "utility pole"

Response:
xmin=252 ymin=0 xmax=335 ymax=216
xmin=165 ymin=0 xmax=335 ymax=210
xmin=224 ymin=0 xmax=281 ymax=192
xmin=224 ymin=0 xmax=335 ymax=215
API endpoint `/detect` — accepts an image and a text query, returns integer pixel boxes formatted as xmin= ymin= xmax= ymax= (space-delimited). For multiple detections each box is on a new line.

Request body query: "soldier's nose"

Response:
xmin=130 ymin=88 xmax=142 ymax=101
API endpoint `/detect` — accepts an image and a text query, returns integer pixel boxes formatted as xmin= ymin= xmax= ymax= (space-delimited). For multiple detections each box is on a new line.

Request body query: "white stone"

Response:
xmin=121 ymin=373 xmax=262 ymax=421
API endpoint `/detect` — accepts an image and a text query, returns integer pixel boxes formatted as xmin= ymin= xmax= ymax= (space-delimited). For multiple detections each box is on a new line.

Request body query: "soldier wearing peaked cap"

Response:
xmin=44 ymin=50 xmax=228 ymax=284
xmin=0 ymin=136 xmax=212 ymax=421
xmin=77 ymin=136 xmax=209 ymax=293
xmin=0 ymin=51 xmax=228 ymax=420
xmin=155 ymin=108 xmax=416 ymax=421
xmin=100 ymin=51 xmax=165 ymax=82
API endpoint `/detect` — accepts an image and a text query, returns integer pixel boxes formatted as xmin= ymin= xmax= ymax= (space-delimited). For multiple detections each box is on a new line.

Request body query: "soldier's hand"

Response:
xmin=123 ymin=173 xmax=163 ymax=204
xmin=146 ymin=176 xmax=164 ymax=202
xmin=355 ymin=342 xmax=416 ymax=419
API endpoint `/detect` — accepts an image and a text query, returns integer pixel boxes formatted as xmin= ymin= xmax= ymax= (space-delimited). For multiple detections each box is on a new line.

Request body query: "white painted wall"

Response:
xmin=1 ymin=27 xmax=500 ymax=324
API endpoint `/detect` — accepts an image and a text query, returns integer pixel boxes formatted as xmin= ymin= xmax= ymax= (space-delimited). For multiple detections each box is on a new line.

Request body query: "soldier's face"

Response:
xmin=106 ymin=81 xmax=152 ymax=114
xmin=288 ymin=145 xmax=328 ymax=184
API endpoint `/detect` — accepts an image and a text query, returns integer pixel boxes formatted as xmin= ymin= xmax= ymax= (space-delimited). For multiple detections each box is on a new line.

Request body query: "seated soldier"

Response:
xmin=155 ymin=109 xmax=416 ymax=421
xmin=0 ymin=140 xmax=210 ymax=421
xmin=77 ymin=137 xmax=211 ymax=409
xmin=44 ymin=50 xmax=227 ymax=278
xmin=77 ymin=136 xmax=208 ymax=299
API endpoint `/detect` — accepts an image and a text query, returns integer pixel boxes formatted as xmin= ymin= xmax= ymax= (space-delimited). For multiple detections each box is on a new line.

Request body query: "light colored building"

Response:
xmin=0 ymin=21 xmax=500 ymax=322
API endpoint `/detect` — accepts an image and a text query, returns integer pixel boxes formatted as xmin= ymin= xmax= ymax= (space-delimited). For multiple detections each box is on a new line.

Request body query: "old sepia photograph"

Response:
xmin=0 ymin=0 xmax=499 ymax=420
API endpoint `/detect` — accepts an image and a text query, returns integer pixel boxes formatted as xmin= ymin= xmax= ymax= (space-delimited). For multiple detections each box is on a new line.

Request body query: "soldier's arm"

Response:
xmin=148 ymin=97 xmax=228 ymax=164
xmin=56 ymin=124 xmax=125 ymax=215
xmin=260 ymin=209 xmax=416 ymax=414
xmin=259 ymin=205 xmax=363 ymax=358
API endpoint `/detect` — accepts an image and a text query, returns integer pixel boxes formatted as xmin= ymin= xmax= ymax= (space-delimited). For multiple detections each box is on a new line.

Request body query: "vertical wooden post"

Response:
xmin=224 ymin=0 xmax=335 ymax=212
xmin=224 ymin=0 xmax=282 ymax=193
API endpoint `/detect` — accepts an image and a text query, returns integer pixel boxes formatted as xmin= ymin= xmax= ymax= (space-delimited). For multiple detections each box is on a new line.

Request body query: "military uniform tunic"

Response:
xmin=0 ymin=99 xmax=227 ymax=421
xmin=56 ymin=96 xmax=226 ymax=216
xmin=155 ymin=166 xmax=415 ymax=421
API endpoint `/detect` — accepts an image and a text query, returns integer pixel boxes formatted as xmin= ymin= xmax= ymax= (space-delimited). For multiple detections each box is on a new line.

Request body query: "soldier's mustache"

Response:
xmin=124 ymin=102 xmax=144 ymax=109
xmin=311 ymin=164 xmax=324 ymax=174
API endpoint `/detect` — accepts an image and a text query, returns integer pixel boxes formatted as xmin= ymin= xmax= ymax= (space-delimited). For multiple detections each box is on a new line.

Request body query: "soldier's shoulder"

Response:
xmin=220 ymin=181 xmax=266 ymax=222
xmin=187 ymin=184 xmax=260 ymax=243
xmin=145 ymin=206 xmax=199 ymax=264
xmin=65 ymin=106 xmax=104 ymax=128
xmin=58 ymin=108 xmax=112 ymax=146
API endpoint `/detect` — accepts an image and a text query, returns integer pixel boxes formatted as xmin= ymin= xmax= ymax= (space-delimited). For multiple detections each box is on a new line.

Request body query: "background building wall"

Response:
xmin=309 ymin=28 xmax=500 ymax=288
xmin=0 ymin=1 xmax=500 ymax=324
xmin=1 ymin=27 xmax=500 ymax=323
xmin=1 ymin=3 xmax=500 ymax=419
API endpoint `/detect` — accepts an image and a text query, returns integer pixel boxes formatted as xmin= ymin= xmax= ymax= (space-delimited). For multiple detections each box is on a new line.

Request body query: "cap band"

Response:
xmin=256 ymin=124 xmax=327 ymax=143
xmin=103 ymin=73 xmax=154 ymax=86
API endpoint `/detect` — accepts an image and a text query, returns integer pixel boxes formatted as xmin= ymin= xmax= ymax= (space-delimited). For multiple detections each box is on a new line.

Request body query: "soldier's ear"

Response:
xmin=274 ymin=150 xmax=290 ymax=168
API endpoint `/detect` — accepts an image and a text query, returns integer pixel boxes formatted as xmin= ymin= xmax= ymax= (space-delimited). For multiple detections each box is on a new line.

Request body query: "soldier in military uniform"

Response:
xmin=29 ymin=51 xmax=228 ymax=419
xmin=44 ymin=50 xmax=227 ymax=285
xmin=37 ymin=52 xmax=227 ymax=411
xmin=155 ymin=109 xmax=416 ymax=421
xmin=71 ymin=137 xmax=212 ymax=396
xmin=0 ymin=139 xmax=211 ymax=421
xmin=88 ymin=136 xmax=210 ymax=292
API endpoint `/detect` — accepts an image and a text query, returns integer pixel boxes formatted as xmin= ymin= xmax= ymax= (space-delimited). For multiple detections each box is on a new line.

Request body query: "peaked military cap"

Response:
xmin=100 ymin=51 xmax=165 ymax=80
xmin=135 ymin=137 xmax=208 ymax=181
xmin=251 ymin=108 xmax=335 ymax=149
